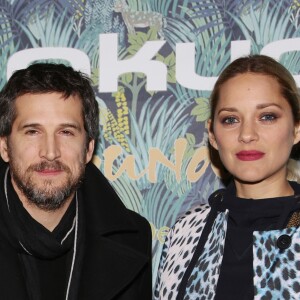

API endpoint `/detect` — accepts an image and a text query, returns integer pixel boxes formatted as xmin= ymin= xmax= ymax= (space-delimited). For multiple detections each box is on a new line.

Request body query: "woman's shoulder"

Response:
xmin=175 ymin=204 xmax=211 ymax=225
xmin=167 ymin=187 xmax=228 ymax=244
xmin=154 ymin=204 xmax=214 ymax=299
xmin=172 ymin=187 xmax=228 ymax=230
xmin=167 ymin=204 xmax=211 ymax=243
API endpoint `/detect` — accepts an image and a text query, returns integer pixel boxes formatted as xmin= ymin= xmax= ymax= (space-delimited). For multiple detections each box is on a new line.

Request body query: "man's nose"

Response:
xmin=39 ymin=135 xmax=61 ymax=161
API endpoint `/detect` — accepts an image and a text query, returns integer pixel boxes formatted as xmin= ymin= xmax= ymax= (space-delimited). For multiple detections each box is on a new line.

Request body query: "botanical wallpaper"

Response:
xmin=0 ymin=0 xmax=299 ymax=284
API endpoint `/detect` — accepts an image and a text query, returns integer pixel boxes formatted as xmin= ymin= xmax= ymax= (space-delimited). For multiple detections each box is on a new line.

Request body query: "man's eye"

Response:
xmin=61 ymin=130 xmax=73 ymax=135
xmin=25 ymin=130 xmax=38 ymax=135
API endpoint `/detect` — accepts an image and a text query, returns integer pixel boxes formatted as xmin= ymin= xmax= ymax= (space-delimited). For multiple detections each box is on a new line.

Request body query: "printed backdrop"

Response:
xmin=0 ymin=0 xmax=299 ymax=285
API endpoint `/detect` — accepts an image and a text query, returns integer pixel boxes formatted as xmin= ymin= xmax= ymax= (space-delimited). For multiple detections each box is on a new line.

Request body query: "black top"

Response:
xmin=6 ymin=173 xmax=76 ymax=300
xmin=34 ymin=202 xmax=76 ymax=300
xmin=0 ymin=162 xmax=152 ymax=300
xmin=215 ymin=182 xmax=300 ymax=300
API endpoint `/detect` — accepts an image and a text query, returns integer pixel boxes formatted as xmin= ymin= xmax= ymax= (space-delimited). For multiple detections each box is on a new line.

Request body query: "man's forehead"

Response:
xmin=13 ymin=93 xmax=84 ymax=124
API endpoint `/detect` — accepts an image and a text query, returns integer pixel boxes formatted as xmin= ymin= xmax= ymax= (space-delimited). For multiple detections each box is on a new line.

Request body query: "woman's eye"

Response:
xmin=222 ymin=116 xmax=238 ymax=124
xmin=261 ymin=114 xmax=277 ymax=121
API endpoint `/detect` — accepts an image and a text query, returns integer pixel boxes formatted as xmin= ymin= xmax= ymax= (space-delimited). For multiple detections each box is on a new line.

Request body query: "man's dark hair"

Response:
xmin=0 ymin=63 xmax=99 ymax=144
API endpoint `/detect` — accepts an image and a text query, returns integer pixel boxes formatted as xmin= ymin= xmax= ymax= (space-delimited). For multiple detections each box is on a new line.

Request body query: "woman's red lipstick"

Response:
xmin=236 ymin=150 xmax=265 ymax=161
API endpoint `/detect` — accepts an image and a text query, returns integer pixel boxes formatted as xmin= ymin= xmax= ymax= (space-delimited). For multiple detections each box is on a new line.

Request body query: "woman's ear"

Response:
xmin=207 ymin=119 xmax=218 ymax=151
xmin=294 ymin=122 xmax=300 ymax=145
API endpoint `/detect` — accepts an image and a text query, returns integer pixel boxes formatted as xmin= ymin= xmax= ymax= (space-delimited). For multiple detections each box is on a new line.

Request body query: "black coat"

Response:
xmin=0 ymin=162 xmax=152 ymax=300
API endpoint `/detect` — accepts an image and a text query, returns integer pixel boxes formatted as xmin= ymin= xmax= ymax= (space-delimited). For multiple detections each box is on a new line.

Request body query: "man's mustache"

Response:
xmin=28 ymin=161 xmax=71 ymax=173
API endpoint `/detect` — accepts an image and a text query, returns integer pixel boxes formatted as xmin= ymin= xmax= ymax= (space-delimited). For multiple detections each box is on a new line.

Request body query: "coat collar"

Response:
xmin=78 ymin=163 xmax=150 ymax=299
xmin=82 ymin=162 xmax=138 ymax=236
xmin=79 ymin=235 xmax=149 ymax=299
xmin=0 ymin=162 xmax=150 ymax=300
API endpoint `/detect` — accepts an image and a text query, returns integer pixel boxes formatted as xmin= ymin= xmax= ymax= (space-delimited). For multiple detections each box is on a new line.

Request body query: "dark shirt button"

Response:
xmin=277 ymin=235 xmax=292 ymax=250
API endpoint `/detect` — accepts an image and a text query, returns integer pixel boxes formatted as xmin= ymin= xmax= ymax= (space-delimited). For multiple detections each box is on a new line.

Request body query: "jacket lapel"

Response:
xmin=184 ymin=210 xmax=228 ymax=299
xmin=79 ymin=235 xmax=148 ymax=299
xmin=78 ymin=163 xmax=149 ymax=299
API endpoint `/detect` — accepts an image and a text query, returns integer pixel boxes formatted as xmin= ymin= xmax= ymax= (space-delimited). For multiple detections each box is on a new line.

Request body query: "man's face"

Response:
xmin=0 ymin=92 xmax=94 ymax=211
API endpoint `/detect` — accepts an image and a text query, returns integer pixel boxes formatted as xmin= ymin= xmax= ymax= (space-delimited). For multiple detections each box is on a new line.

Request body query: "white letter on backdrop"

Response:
xmin=7 ymin=48 xmax=91 ymax=79
xmin=231 ymin=40 xmax=251 ymax=61
xmin=99 ymin=33 xmax=167 ymax=92
xmin=176 ymin=42 xmax=218 ymax=91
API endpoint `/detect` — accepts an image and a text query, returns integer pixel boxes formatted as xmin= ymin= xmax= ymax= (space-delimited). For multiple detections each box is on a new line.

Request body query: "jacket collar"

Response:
xmin=82 ymin=162 xmax=138 ymax=235
xmin=0 ymin=162 xmax=150 ymax=300
xmin=78 ymin=163 xmax=150 ymax=299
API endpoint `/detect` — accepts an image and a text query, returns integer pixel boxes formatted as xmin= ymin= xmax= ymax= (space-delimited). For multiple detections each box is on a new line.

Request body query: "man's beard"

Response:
xmin=9 ymin=159 xmax=85 ymax=211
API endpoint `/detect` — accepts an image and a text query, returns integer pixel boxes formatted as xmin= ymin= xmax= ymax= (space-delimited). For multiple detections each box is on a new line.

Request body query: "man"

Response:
xmin=0 ymin=63 xmax=152 ymax=299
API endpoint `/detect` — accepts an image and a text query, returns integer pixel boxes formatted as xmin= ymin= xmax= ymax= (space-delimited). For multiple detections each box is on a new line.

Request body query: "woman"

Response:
xmin=154 ymin=55 xmax=300 ymax=300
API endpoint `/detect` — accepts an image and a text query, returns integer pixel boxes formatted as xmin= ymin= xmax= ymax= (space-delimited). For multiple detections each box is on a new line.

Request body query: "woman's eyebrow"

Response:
xmin=217 ymin=107 xmax=238 ymax=115
xmin=256 ymin=103 xmax=283 ymax=110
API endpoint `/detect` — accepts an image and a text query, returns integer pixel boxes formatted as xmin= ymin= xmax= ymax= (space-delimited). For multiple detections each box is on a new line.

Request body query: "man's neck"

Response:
xmin=20 ymin=197 xmax=73 ymax=231
xmin=10 ymin=179 xmax=74 ymax=231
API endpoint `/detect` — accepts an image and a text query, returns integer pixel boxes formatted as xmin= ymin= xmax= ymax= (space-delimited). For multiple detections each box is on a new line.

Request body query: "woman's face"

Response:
xmin=209 ymin=73 xmax=300 ymax=186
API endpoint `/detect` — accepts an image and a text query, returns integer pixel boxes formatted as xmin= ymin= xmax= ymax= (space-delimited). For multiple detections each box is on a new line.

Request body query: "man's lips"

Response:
xmin=236 ymin=150 xmax=265 ymax=161
xmin=36 ymin=169 xmax=64 ymax=175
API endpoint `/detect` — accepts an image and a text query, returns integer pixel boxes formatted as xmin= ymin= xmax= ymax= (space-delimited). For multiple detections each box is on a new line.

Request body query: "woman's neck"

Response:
xmin=234 ymin=178 xmax=294 ymax=199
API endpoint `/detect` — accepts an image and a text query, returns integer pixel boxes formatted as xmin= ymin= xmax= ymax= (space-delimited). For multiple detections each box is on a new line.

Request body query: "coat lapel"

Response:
xmin=79 ymin=236 xmax=148 ymax=299
xmin=78 ymin=163 xmax=150 ymax=299
xmin=184 ymin=210 xmax=228 ymax=299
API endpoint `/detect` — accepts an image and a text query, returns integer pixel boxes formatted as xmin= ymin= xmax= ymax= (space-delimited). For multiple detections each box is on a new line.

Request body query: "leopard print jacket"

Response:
xmin=154 ymin=189 xmax=300 ymax=300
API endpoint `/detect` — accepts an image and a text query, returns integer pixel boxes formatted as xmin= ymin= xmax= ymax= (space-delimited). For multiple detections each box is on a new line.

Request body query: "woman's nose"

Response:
xmin=238 ymin=122 xmax=259 ymax=143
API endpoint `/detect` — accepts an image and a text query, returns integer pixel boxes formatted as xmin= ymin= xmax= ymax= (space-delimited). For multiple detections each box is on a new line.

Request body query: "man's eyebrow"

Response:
xmin=20 ymin=123 xmax=82 ymax=131
xmin=59 ymin=123 xmax=82 ymax=131
xmin=19 ymin=123 xmax=41 ymax=130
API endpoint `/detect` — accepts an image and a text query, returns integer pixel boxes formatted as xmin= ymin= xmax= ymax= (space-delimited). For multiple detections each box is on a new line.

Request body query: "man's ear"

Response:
xmin=0 ymin=137 xmax=9 ymax=162
xmin=207 ymin=119 xmax=219 ymax=151
xmin=85 ymin=139 xmax=95 ymax=164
